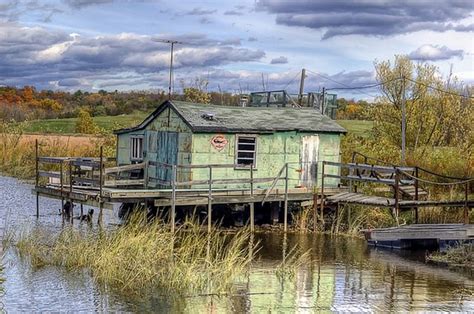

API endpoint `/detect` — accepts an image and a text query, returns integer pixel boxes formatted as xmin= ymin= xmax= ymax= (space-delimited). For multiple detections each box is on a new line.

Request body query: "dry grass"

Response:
xmin=0 ymin=121 xmax=114 ymax=178
xmin=428 ymin=244 xmax=474 ymax=268
xmin=12 ymin=214 xmax=254 ymax=297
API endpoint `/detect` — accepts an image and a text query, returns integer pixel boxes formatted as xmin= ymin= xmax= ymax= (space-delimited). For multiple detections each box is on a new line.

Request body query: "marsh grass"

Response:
xmin=428 ymin=244 xmax=473 ymax=268
xmin=12 ymin=213 xmax=255 ymax=297
xmin=275 ymin=244 xmax=311 ymax=279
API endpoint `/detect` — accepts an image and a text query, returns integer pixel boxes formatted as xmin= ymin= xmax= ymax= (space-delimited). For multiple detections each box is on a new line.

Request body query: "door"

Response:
xmin=156 ymin=131 xmax=179 ymax=185
xmin=300 ymin=135 xmax=319 ymax=187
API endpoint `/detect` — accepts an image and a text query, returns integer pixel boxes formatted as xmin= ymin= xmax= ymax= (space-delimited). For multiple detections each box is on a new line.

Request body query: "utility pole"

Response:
xmin=401 ymin=75 xmax=406 ymax=164
xmin=321 ymin=87 xmax=326 ymax=115
xmin=152 ymin=39 xmax=183 ymax=100
xmin=298 ymin=68 xmax=306 ymax=106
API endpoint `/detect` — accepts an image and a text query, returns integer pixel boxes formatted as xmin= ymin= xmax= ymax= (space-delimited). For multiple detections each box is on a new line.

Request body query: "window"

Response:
xmin=130 ymin=136 xmax=144 ymax=161
xmin=236 ymin=135 xmax=257 ymax=167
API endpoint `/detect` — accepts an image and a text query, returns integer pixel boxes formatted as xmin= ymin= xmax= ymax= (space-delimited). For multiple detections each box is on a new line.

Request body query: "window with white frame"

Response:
xmin=236 ymin=135 xmax=257 ymax=167
xmin=130 ymin=136 xmax=144 ymax=161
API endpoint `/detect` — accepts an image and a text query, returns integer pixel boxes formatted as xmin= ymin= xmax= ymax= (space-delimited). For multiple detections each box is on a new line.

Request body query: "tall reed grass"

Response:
xmin=0 ymin=121 xmax=115 ymax=178
xmin=12 ymin=214 xmax=254 ymax=297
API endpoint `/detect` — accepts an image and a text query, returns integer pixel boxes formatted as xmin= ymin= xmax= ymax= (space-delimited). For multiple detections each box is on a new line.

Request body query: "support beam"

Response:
xmin=208 ymin=166 xmax=213 ymax=233
xmin=414 ymin=167 xmax=419 ymax=223
xmin=35 ymin=139 xmax=39 ymax=218
xmin=284 ymin=163 xmax=289 ymax=232
xmin=320 ymin=162 xmax=325 ymax=225
xmin=98 ymin=146 xmax=103 ymax=224
xmin=250 ymin=164 xmax=254 ymax=232
xmin=171 ymin=164 xmax=177 ymax=233
xmin=465 ymin=182 xmax=469 ymax=224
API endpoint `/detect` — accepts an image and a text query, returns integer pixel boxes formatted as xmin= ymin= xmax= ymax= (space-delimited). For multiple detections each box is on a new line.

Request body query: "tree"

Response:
xmin=75 ymin=108 xmax=99 ymax=134
xmin=374 ymin=55 xmax=473 ymax=155
xmin=181 ymin=77 xmax=211 ymax=104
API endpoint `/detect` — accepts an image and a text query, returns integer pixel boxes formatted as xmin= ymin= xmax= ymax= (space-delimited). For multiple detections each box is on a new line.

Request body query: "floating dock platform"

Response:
xmin=365 ymin=224 xmax=474 ymax=250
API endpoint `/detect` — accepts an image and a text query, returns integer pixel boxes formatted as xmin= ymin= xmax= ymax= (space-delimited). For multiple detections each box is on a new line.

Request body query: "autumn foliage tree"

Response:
xmin=75 ymin=109 xmax=99 ymax=134
xmin=373 ymin=56 xmax=473 ymax=156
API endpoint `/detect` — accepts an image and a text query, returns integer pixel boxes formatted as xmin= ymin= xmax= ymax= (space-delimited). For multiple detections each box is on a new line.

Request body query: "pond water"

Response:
xmin=0 ymin=175 xmax=473 ymax=312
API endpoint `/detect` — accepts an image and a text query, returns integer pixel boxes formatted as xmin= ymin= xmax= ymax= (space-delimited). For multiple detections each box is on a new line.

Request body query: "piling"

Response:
xmin=320 ymin=161 xmax=325 ymax=225
xmin=284 ymin=163 xmax=289 ymax=233
xmin=35 ymin=139 xmax=39 ymax=218
xmin=250 ymin=164 xmax=254 ymax=232
xmin=98 ymin=146 xmax=103 ymax=224
xmin=171 ymin=164 xmax=177 ymax=233
xmin=208 ymin=166 xmax=212 ymax=233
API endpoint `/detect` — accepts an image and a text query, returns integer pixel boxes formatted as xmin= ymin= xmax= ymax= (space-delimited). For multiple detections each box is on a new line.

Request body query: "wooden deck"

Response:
xmin=365 ymin=224 xmax=474 ymax=250
xmin=327 ymin=192 xmax=474 ymax=209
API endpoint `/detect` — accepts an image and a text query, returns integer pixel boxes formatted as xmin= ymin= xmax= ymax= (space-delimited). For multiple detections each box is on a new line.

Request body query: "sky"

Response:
xmin=0 ymin=0 xmax=473 ymax=99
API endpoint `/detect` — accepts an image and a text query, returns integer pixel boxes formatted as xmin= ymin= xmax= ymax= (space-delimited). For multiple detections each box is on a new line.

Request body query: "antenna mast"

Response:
xmin=152 ymin=39 xmax=183 ymax=99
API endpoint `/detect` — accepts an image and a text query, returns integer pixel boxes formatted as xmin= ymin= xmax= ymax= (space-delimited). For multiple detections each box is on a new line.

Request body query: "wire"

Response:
xmin=400 ymin=170 xmax=474 ymax=186
xmin=325 ymin=78 xmax=400 ymax=91
xmin=282 ymin=72 xmax=301 ymax=91
xmin=405 ymin=77 xmax=474 ymax=99
xmin=305 ymin=69 xmax=379 ymax=98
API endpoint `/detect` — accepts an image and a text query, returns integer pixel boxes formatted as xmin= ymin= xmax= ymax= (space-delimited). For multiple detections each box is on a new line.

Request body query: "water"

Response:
xmin=0 ymin=175 xmax=473 ymax=312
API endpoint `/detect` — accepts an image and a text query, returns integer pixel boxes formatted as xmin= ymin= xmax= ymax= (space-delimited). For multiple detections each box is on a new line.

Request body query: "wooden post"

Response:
xmin=144 ymin=160 xmax=149 ymax=188
xmin=35 ymin=139 xmax=39 ymax=218
xmin=414 ymin=167 xmax=419 ymax=224
xmin=284 ymin=163 xmax=289 ymax=233
xmin=313 ymin=186 xmax=318 ymax=232
xmin=208 ymin=166 xmax=213 ymax=233
xmin=394 ymin=168 xmax=400 ymax=225
xmin=250 ymin=164 xmax=254 ymax=232
xmin=98 ymin=146 xmax=103 ymax=224
xmin=69 ymin=161 xmax=73 ymax=223
xmin=464 ymin=181 xmax=469 ymax=224
xmin=320 ymin=161 xmax=325 ymax=225
xmin=60 ymin=160 xmax=64 ymax=212
xmin=171 ymin=164 xmax=177 ymax=233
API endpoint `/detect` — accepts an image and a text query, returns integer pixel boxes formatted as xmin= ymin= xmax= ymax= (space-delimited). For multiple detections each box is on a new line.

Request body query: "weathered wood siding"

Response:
xmin=190 ymin=132 xmax=341 ymax=188
xmin=116 ymin=107 xmax=193 ymax=186
xmin=117 ymin=106 xmax=342 ymax=189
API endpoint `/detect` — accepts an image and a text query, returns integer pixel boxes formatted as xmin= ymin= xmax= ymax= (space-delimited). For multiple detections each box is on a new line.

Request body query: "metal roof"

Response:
xmin=114 ymin=100 xmax=347 ymax=134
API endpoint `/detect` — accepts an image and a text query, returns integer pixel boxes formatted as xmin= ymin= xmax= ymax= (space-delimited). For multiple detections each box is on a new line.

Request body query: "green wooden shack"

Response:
xmin=114 ymin=100 xmax=346 ymax=190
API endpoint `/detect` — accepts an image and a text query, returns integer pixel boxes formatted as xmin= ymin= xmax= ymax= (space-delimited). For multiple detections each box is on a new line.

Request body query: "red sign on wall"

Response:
xmin=211 ymin=134 xmax=228 ymax=151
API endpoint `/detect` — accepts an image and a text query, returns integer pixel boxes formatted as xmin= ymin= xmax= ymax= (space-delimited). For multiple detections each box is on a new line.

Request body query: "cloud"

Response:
xmin=408 ymin=44 xmax=464 ymax=61
xmin=63 ymin=0 xmax=115 ymax=9
xmin=257 ymin=0 xmax=474 ymax=39
xmin=270 ymin=56 xmax=288 ymax=64
xmin=224 ymin=10 xmax=244 ymax=16
xmin=0 ymin=22 xmax=265 ymax=90
xmin=185 ymin=7 xmax=217 ymax=15
xmin=248 ymin=37 xmax=258 ymax=42
xmin=0 ymin=0 xmax=62 ymax=22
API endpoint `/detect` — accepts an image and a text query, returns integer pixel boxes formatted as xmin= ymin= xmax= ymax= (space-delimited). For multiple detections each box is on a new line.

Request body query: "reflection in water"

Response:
xmin=0 ymin=175 xmax=473 ymax=312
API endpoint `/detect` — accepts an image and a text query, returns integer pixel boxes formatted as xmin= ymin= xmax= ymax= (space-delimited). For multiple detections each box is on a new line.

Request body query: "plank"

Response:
xmin=104 ymin=162 xmax=145 ymax=174
xmin=38 ymin=171 xmax=61 ymax=179
xmin=104 ymin=179 xmax=145 ymax=187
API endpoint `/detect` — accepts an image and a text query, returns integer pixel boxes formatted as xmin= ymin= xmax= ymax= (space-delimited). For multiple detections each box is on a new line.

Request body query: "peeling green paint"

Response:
xmin=116 ymin=105 xmax=343 ymax=190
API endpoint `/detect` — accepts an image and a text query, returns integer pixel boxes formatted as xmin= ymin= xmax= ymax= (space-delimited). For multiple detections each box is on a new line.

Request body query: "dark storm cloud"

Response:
xmin=224 ymin=10 xmax=244 ymax=16
xmin=257 ymin=0 xmax=474 ymax=39
xmin=185 ymin=7 xmax=217 ymax=16
xmin=63 ymin=0 xmax=115 ymax=9
xmin=270 ymin=56 xmax=288 ymax=64
xmin=0 ymin=22 xmax=265 ymax=90
xmin=409 ymin=44 xmax=464 ymax=61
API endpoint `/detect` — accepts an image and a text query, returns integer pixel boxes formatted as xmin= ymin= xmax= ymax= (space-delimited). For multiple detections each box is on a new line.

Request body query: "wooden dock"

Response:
xmin=319 ymin=153 xmax=473 ymax=224
xmin=364 ymin=224 xmax=474 ymax=250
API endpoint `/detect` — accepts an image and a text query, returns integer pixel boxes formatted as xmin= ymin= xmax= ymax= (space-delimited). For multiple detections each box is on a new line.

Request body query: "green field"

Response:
xmin=25 ymin=113 xmax=148 ymax=134
xmin=337 ymin=120 xmax=374 ymax=137
xmin=25 ymin=114 xmax=373 ymax=136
